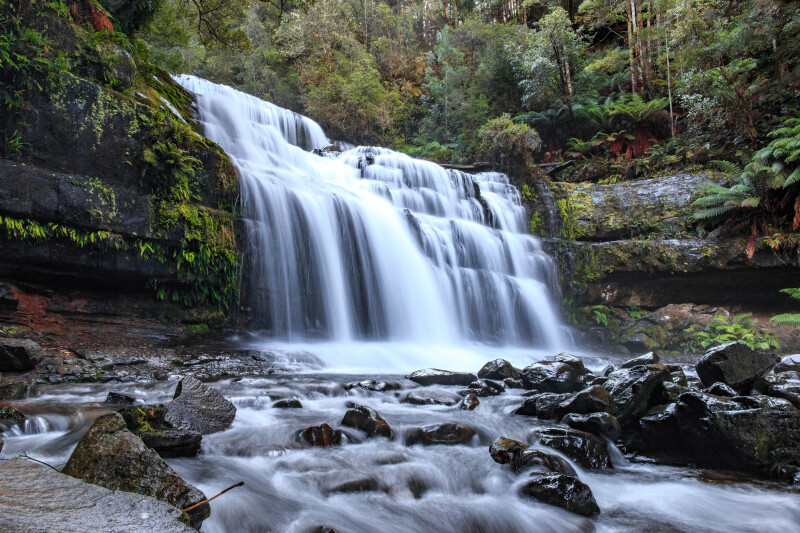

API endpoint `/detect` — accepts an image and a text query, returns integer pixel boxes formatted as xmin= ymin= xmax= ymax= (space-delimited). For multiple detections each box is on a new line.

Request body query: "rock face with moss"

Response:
xmin=523 ymin=172 xmax=800 ymax=353
xmin=0 ymin=4 xmax=239 ymax=321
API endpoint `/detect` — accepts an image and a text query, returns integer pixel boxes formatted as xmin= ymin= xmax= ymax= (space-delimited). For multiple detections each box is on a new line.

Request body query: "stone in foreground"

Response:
xmin=341 ymin=405 xmax=392 ymax=438
xmin=536 ymin=427 xmax=611 ymax=469
xmin=165 ymin=376 xmax=236 ymax=434
xmin=0 ymin=458 xmax=193 ymax=533
xmin=62 ymin=413 xmax=209 ymax=528
xmin=406 ymin=423 xmax=476 ymax=446
xmin=477 ymin=359 xmax=520 ymax=380
xmin=519 ymin=473 xmax=600 ymax=517
xmin=300 ymin=423 xmax=343 ymax=446
xmin=695 ymin=342 xmax=779 ymax=393
xmin=406 ymin=368 xmax=477 ymax=386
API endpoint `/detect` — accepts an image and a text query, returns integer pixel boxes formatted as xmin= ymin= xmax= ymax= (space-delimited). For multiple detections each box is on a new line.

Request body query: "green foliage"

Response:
xmin=627 ymin=305 xmax=644 ymax=320
xmin=590 ymin=305 xmax=611 ymax=326
xmin=689 ymin=314 xmax=780 ymax=352
xmin=771 ymin=288 xmax=800 ymax=327
xmin=99 ymin=0 xmax=162 ymax=35
xmin=476 ymin=114 xmax=541 ymax=178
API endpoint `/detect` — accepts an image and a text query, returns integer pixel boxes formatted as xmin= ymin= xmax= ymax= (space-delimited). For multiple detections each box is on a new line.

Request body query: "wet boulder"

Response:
xmin=324 ymin=477 xmax=378 ymax=494
xmin=406 ymin=423 xmax=476 ymax=446
xmin=300 ymin=424 xmax=343 ymax=447
xmin=662 ymin=381 xmax=689 ymax=403
xmin=0 ymin=338 xmax=43 ymax=372
xmin=514 ymin=393 xmax=572 ymax=419
xmin=0 ymin=458 xmax=194 ymax=532
xmin=762 ymin=371 xmax=800 ymax=408
xmin=165 ymin=376 xmax=236 ymax=434
xmin=401 ymin=389 xmax=461 ymax=406
xmin=774 ymin=355 xmax=800 ymax=374
xmin=341 ymin=405 xmax=392 ymax=439
xmin=695 ymin=342 xmax=779 ymax=393
xmin=459 ymin=394 xmax=480 ymax=410
xmin=62 ymin=413 xmax=209 ymax=528
xmin=602 ymin=364 xmax=672 ymax=427
xmin=344 ymin=379 xmax=403 ymax=392
xmin=536 ymin=427 xmax=611 ymax=469
xmin=520 ymin=361 xmax=584 ymax=394
xmin=562 ymin=412 xmax=621 ymax=441
xmin=555 ymin=385 xmax=615 ymax=418
xmin=478 ymin=359 xmax=520 ymax=380
xmin=106 ymin=391 xmax=135 ymax=405
xmin=555 ymin=353 xmax=587 ymax=374
xmin=621 ymin=352 xmax=660 ymax=369
xmin=519 ymin=473 xmax=600 ymax=517
xmin=489 ymin=438 xmax=576 ymax=476
xmin=639 ymin=392 xmax=800 ymax=480
xmin=273 ymin=399 xmax=303 ymax=408
xmin=466 ymin=379 xmax=505 ymax=397
xmin=706 ymin=382 xmax=737 ymax=397
xmin=0 ymin=406 xmax=27 ymax=429
xmin=668 ymin=365 xmax=689 ymax=387
xmin=504 ymin=378 xmax=524 ymax=389
xmin=407 ymin=368 xmax=477 ymax=387
xmin=118 ymin=404 xmax=201 ymax=458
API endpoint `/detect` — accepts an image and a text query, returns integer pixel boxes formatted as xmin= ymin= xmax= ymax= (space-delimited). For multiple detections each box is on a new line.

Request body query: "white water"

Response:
xmin=175 ymin=75 xmax=567 ymax=357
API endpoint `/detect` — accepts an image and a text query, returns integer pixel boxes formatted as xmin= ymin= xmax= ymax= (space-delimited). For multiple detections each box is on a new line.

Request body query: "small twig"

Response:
xmin=18 ymin=451 xmax=62 ymax=472
xmin=182 ymin=481 xmax=244 ymax=513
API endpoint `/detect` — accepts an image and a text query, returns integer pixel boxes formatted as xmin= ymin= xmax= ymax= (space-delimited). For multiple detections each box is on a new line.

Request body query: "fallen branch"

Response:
xmin=19 ymin=451 xmax=62 ymax=472
xmin=182 ymin=481 xmax=244 ymax=513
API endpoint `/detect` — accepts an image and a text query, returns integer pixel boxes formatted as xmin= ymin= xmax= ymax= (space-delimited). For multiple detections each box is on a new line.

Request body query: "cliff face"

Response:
xmin=0 ymin=3 xmax=240 ymax=339
xmin=524 ymin=174 xmax=800 ymax=353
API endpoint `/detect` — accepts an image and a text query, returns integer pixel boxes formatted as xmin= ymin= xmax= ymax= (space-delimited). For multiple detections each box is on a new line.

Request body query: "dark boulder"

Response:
xmin=62 ymin=413 xmax=209 ymax=528
xmin=106 ymin=391 xmax=135 ymax=405
xmin=401 ymin=389 xmax=461 ymax=406
xmin=602 ymin=364 xmax=672 ymax=427
xmin=536 ymin=427 xmax=611 ymax=469
xmin=478 ymin=359 xmax=520 ymax=380
xmin=504 ymin=378 xmax=524 ymax=389
xmin=466 ymin=379 xmax=505 ymax=397
xmin=0 ymin=457 xmax=194 ymax=532
xmin=514 ymin=393 xmax=572 ymax=419
xmin=300 ymin=424 xmax=343 ymax=447
xmin=489 ymin=438 xmax=576 ymax=476
xmin=459 ymin=394 xmax=480 ymax=410
xmin=325 ymin=477 xmax=378 ymax=494
xmin=344 ymin=380 xmax=403 ymax=392
xmin=774 ymin=355 xmax=800 ymax=374
xmin=695 ymin=342 xmax=779 ymax=393
xmin=119 ymin=404 xmax=201 ymax=458
xmin=165 ymin=376 xmax=236 ymax=434
xmin=706 ymin=382 xmax=737 ymax=397
xmin=621 ymin=352 xmax=660 ymax=369
xmin=406 ymin=423 xmax=476 ymax=446
xmin=0 ymin=406 xmax=27 ymax=429
xmin=273 ymin=399 xmax=303 ymax=408
xmin=562 ymin=412 xmax=621 ymax=441
xmin=520 ymin=361 xmax=584 ymax=394
xmin=555 ymin=353 xmax=587 ymax=374
xmin=0 ymin=339 xmax=43 ymax=372
xmin=518 ymin=473 xmax=600 ymax=517
xmin=341 ymin=405 xmax=392 ymax=439
xmin=762 ymin=371 xmax=800 ymax=409
xmin=640 ymin=392 xmax=800 ymax=481
xmin=406 ymin=368 xmax=477 ymax=386
xmin=555 ymin=385 xmax=615 ymax=418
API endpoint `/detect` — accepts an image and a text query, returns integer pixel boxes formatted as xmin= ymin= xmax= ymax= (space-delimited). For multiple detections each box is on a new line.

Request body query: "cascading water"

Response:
xmin=175 ymin=75 xmax=567 ymax=350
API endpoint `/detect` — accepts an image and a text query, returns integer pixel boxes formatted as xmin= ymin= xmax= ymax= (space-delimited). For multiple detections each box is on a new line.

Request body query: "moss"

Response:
xmin=186 ymin=323 xmax=209 ymax=335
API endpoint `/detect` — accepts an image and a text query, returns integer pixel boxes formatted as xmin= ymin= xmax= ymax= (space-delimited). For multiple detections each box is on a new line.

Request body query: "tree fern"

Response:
xmin=771 ymin=288 xmax=800 ymax=327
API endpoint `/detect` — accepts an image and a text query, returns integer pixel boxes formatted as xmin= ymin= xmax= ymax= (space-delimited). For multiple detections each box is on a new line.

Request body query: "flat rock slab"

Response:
xmin=166 ymin=376 xmax=236 ymax=434
xmin=0 ymin=458 xmax=193 ymax=533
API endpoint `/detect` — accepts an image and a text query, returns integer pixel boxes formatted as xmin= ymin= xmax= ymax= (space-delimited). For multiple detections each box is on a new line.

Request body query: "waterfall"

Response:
xmin=175 ymin=75 xmax=567 ymax=349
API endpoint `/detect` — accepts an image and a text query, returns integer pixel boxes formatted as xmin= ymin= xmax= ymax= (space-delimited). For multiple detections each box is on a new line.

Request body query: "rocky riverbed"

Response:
xmin=1 ymin=337 xmax=799 ymax=532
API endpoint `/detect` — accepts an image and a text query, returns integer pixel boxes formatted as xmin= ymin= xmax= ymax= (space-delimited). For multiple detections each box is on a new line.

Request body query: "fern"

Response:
xmin=771 ymin=288 xmax=800 ymax=327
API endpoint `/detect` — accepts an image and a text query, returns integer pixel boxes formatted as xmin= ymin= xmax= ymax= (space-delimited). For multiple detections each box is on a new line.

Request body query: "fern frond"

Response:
xmin=770 ymin=313 xmax=800 ymax=326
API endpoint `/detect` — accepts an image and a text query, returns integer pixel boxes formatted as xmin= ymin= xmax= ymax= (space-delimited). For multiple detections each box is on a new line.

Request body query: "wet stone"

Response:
xmin=401 ymin=389 xmax=462 ymax=406
xmin=562 ymin=412 xmax=621 ymax=441
xmin=695 ymin=342 xmax=779 ymax=393
xmin=0 ymin=338 xmax=43 ymax=372
xmin=514 ymin=393 xmax=572 ymax=419
xmin=774 ymin=355 xmax=800 ymax=374
xmin=406 ymin=423 xmax=476 ymax=446
xmin=536 ymin=427 xmax=611 ymax=469
xmin=106 ymin=391 xmax=135 ymax=405
xmin=165 ymin=376 xmax=236 ymax=435
xmin=622 ymin=352 xmax=660 ymax=369
xmin=0 ymin=406 xmax=27 ymax=429
xmin=459 ymin=394 xmax=480 ymax=410
xmin=300 ymin=423 xmax=342 ymax=447
xmin=706 ymin=382 xmax=737 ymax=397
xmin=519 ymin=473 xmax=601 ymax=517
xmin=520 ymin=361 xmax=585 ymax=394
xmin=556 ymin=385 xmax=615 ymax=418
xmin=273 ymin=399 xmax=303 ymax=408
xmin=341 ymin=405 xmax=392 ymax=439
xmin=602 ymin=364 xmax=672 ymax=427
xmin=407 ymin=368 xmax=477 ymax=387
xmin=477 ymin=359 xmax=520 ymax=380
xmin=344 ymin=379 xmax=403 ymax=392
xmin=466 ymin=379 xmax=505 ymax=397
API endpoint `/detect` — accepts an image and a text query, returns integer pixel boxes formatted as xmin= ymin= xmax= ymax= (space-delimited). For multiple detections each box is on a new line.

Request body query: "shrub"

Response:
xmin=476 ymin=114 xmax=541 ymax=178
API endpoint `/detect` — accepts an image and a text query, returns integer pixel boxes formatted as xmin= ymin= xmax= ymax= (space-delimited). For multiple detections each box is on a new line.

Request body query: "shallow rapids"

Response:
xmin=3 ymin=374 xmax=799 ymax=533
